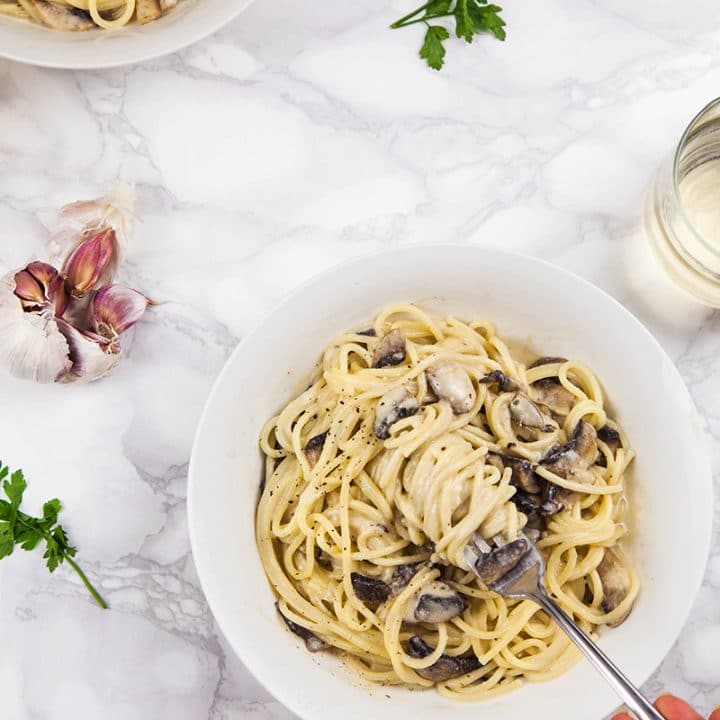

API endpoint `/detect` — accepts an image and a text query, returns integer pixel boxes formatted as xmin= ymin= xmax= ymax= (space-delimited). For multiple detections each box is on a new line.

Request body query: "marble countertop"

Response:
xmin=0 ymin=1 xmax=719 ymax=717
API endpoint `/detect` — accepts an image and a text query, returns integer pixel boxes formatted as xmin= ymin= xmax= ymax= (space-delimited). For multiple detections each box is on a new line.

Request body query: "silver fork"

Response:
xmin=464 ymin=532 xmax=663 ymax=720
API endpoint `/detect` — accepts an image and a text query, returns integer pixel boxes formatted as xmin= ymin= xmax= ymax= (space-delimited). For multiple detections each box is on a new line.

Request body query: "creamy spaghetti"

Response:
xmin=0 ymin=0 xmax=179 ymax=31
xmin=256 ymin=305 xmax=639 ymax=699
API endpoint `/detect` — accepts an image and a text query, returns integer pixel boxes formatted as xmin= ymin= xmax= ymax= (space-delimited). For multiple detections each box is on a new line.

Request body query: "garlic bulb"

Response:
xmin=0 ymin=184 xmax=150 ymax=385
xmin=0 ymin=270 xmax=72 ymax=383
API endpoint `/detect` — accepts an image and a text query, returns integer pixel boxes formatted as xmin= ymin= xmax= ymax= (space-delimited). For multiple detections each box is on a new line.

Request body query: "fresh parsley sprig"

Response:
xmin=0 ymin=460 xmax=108 ymax=609
xmin=391 ymin=0 xmax=506 ymax=71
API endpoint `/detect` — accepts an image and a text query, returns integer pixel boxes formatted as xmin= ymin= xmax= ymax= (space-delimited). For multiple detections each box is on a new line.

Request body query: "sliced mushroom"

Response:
xmin=509 ymin=393 xmax=555 ymax=434
xmin=27 ymin=0 xmax=94 ymax=30
xmin=472 ymin=538 xmax=529 ymax=586
xmin=524 ymin=528 xmax=541 ymax=543
xmin=406 ymin=636 xmax=482 ymax=681
xmin=479 ymin=369 xmax=521 ymax=392
xmin=304 ymin=432 xmax=328 ymax=467
xmin=528 ymin=356 xmax=568 ymax=369
xmin=374 ymin=386 xmax=419 ymax=439
xmin=531 ymin=378 xmax=576 ymax=417
xmin=487 ymin=452 xmax=541 ymax=494
xmin=540 ymin=483 xmax=568 ymax=514
xmin=351 ymin=572 xmax=391 ymax=606
xmin=160 ymin=0 xmax=179 ymax=9
xmin=389 ymin=564 xmax=418 ymax=595
xmin=521 ymin=513 xmax=547 ymax=545
xmin=372 ymin=328 xmax=406 ymax=368
xmin=277 ymin=606 xmax=328 ymax=652
xmin=541 ymin=421 xmax=598 ymax=484
xmin=136 ymin=0 xmax=162 ymax=24
xmin=510 ymin=488 xmax=543 ymax=515
xmin=597 ymin=548 xmax=633 ymax=627
xmin=404 ymin=581 xmax=467 ymax=623
xmin=314 ymin=545 xmax=333 ymax=571
xmin=597 ymin=425 xmax=621 ymax=452
xmin=426 ymin=361 xmax=476 ymax=414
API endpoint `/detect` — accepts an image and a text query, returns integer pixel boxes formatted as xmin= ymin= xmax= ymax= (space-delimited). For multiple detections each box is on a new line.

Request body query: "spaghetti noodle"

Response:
xmin=256 ymin=304 xmax=639 ymax=699
xmin=0 ymin=0 xmax=178 ymax=31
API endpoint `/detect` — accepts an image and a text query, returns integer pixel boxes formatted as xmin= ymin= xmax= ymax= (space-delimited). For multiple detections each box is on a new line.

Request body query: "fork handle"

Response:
xmin=529 ymin=587 xmax=664 ymax=720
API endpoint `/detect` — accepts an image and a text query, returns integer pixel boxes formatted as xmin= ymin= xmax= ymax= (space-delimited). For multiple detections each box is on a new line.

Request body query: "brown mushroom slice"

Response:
xmin=597 ymin=548 xmax=633 ymax=627
xmin=509 ymin=393 xmax=556 ymax=438
xmin=472 ymin=538 xmax=529 ymax=586
xmin=487 ymin=452 xmax=541 ymax=494
xmin=374 ymin=385 xmax=419 ymax=439
xmin=26 ymin=0 xmax=94 ymax=30
xmin=479 ymin=369 xmax=521 ymax=392
xmin=372 ymin=328 xmax=406 ymax=368
xmin=314 ymin=544 xmax=333 ymax=570
xmin=351 ymin=572 xmax=391 ymax=606
xmin=160 ymin=0 xmax=179 ymax=9
xmin=406 ymin=636 xmax=482 ymax=681
xmin=597 ymin=425 xmax=621 ymax=451
xmin=540 ymin=421 xmax=598 ymax=484
xmin=389 ymin=563 xmax=418 ymax=595
xmin=531 ymin=377 xmax=576 ymax=417
xmin=405 ymin=581 xmax=468 ymax=623
xmin=304 ymin=431 xmax=328 ymax=467
xmin=137 ymin=0 xmax=162 ymax=24
xmin=277 ymin=605 xmax=329 ymax=652
xmin=528 ymin=356 xmax=568 ymax=369
xmin=426 ymin=361 xmax=476 ymax=414
xmin=541 ymin=482 xmax=575 ymax=514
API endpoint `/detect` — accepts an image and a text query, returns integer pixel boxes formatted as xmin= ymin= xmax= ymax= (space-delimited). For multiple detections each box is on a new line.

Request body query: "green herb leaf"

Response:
xmin=42 ymin=499 xmax=62 ymax=527
xmin=420 ymin=25 xmax=450 ymax=70
xmin=454 ymin=0 xmax=474 ymax=42
xmin=391 ymin=0 xmax=506 ymax=70
xmin=4 ymin=468 xmax=26 ymax=511
xmin=468 ymin=1 xmax=506 ymax=41
xmin=0 ymin=523 xmax=15 ymax=559
xmin=15 ymin=525 xmax=42 ymax=552
xmin=426 ymin=0 xmax=452 ymax=14
xmin=0 ymin=459 xmax=108 ymax=609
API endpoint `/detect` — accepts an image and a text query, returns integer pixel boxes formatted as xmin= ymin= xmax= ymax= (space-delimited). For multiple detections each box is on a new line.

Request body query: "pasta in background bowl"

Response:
xmin=0 ymin=0 xmax=255 ymax=68
xmin=188 ymin=246 xmax=712 ymax=720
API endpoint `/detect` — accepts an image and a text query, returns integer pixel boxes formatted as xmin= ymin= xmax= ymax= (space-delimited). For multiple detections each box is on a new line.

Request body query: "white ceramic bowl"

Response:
xmin=188 ymin=246 xmax=713 ymax=720
xmin=0 ymin=0 xmax=254 ymax=69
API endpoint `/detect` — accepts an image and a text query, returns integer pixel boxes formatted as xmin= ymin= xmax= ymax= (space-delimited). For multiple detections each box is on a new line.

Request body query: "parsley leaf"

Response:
xmin=468 ymin=2 xmax=506 ymax=41
xmin=391 ymin=0 xmax=506 ymax=70
xmin=454 ymin=0 xmax=474 ymax=42
xmin=420 ymin=25 xmax=450 ymax=70
xmin=4 ymin=468 xmax=27 ymax=512
xmin=0 ymin=460 xmax=108 ymax=609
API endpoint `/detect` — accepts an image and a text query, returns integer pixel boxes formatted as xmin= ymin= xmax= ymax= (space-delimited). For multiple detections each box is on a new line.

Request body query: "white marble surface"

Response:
xmin=0 ymin=0 xmax=719 ymax=717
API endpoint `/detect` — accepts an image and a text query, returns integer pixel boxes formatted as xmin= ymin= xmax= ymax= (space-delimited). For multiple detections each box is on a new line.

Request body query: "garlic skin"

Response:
xmin=0 ymin=271 xmax=72 ymax=383
xmin=57 ymin=319 xmax=121 ymax=383
xmin=47 ymin=183 xmax=134 ymax=271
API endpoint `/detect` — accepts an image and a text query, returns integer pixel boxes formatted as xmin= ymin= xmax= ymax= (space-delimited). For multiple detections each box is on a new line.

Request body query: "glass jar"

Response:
xmin=645 ymin=97 xmax=720 ymax=306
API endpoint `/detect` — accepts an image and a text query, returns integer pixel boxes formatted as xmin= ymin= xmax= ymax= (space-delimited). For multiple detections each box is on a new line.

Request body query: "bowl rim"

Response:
xmin=0 ymin=0 xmax=256 ymax=69
xmin=188 ymin=244 xmax=713 ymax=720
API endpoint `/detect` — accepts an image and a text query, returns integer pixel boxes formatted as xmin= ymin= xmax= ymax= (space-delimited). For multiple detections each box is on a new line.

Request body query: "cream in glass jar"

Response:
xmin=645 ymin=97 xmax=720 ymax=306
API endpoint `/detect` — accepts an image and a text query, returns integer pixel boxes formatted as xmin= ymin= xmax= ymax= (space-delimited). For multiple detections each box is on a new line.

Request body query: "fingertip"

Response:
xmin=654 ymin=694 xmax=703 ymax=720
